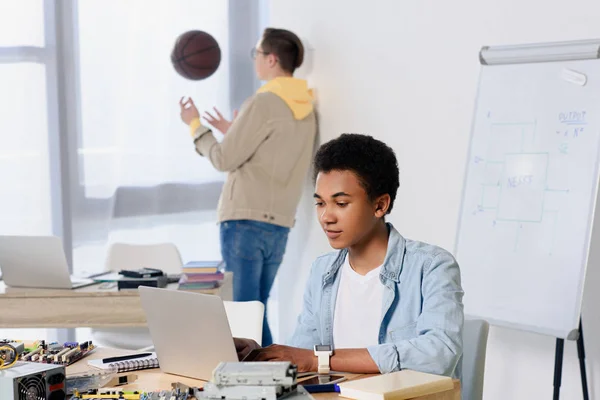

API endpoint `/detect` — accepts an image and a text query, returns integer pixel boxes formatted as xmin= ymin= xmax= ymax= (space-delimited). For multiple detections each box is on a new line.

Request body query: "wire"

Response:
xmin=0 ymin=344 xmax=18 ymax=370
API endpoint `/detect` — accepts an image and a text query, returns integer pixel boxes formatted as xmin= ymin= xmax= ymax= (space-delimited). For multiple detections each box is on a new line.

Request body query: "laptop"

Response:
xmin=138 ymin=286 xmax=238 ymax=380
xmin=0 ymin=235 xmax=95 ymax=289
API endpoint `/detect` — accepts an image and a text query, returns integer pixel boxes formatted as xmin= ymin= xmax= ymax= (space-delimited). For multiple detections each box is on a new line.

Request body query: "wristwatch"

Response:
xmin=313 ymin=344 xmax=333 ymax=374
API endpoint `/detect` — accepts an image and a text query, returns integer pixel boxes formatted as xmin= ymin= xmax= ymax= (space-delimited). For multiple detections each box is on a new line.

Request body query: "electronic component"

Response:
xmin=171 ymin=381 xmax=194 ymax=393
xmin=0 ymin=339 xmax=97 ymax=366
xmin=0 ymin=340 xmax=24 ymax=356
xmin=212 ymin=362 xmax=297 ymax=387
xmin=117 ymin=276 xmax=168 ymax=290
xmin=197 ymin=362 xmax=315 ymax=400
xmin=72 ymin=389 xmax=189 ymax=400
xmin=74 ymin=390 xmax=142 ymax=400
xmin=104 ymin=373 xmax=138 ymax=388
xmin=119 ymin=268 xmax=164 ymax=278
xmin=197 ymin=384 xmax=314 ymax=400
xmin=200 ymin=382 xmax=293 ymax=400
xmin=0 ymin=361 xmax=66 ymax=400
xmin=66 ymin=367 xmax=118 ymax=395
xmin=0 ymin=346 xmax=18 ymax=370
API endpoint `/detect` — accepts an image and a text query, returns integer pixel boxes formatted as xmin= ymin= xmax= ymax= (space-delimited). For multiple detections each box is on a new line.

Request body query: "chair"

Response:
xmin=105 ymin=243 xmax=184 ymax=274
xmin=92 ymin=243 xmax=183 ymax=350
xmin=462 ymin=318 xmax=490 ymax=400
xmin=223 ymin=300 xmax=265 ymax=345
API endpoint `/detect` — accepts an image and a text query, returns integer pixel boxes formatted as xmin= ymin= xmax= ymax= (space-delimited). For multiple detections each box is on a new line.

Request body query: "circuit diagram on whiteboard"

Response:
xmin=471 ymin=111 xmax=586 ymax=254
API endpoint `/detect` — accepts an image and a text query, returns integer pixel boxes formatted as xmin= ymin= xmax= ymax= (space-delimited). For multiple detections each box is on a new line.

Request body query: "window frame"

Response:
xmin=0 ymin=0 xmax=263 ymax=269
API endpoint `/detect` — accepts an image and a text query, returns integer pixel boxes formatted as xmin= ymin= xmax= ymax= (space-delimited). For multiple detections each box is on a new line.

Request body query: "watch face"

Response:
xmin=315 ymin=345 xmax=331 ymax=351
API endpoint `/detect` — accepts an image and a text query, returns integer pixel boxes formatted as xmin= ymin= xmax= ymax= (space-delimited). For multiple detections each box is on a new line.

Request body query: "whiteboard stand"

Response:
xmin=576 ymin=320 xmax=590 ymax=400
xmin=456 ymin=39 xmax=600 ymax=400
xmin=553 ymin=318 xmax=589 ymax=400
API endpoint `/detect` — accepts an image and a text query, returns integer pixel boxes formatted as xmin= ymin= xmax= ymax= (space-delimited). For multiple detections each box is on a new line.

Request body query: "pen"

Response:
xmin=301 ymin=383 xmax=340 ymax=393
xmin=102 ymin=352 xmax=152 ymax=363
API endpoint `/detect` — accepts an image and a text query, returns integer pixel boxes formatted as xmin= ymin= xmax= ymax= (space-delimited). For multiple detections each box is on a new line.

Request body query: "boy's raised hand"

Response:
xmin=203 ymin=107 xmax=238 ymax=135
xmin=179 ymin=97 xmax=200 ymax=125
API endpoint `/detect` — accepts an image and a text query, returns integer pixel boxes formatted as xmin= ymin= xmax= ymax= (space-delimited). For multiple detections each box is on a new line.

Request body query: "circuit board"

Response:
xmin=0 ymin=339 xmax=97 ymax=366
xmin=72 ymin=389 xmax=190 ymax=400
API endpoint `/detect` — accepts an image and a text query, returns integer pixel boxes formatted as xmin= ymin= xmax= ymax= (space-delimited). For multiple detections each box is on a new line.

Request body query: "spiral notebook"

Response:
xmin=87 ymin=352 xmax=159 ymax=373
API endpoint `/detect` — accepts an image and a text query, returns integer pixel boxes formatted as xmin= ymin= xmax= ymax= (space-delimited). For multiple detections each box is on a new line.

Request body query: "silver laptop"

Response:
xmin=139 ymin=286 xmax=238 ymax=380
xmin=0 ymin=235 xmax=94 ymax=289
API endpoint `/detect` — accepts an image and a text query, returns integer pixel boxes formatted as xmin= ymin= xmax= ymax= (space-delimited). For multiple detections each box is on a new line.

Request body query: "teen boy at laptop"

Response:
xmin=234 ymin=134 xmax=464 ymax=377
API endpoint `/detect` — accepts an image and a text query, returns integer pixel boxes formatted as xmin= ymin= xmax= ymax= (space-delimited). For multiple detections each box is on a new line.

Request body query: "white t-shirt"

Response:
xmin=332 ymin=256 xmax=384 ymax=349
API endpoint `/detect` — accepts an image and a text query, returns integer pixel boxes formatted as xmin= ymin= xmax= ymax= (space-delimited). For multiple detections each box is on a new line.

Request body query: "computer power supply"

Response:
xmin=0 ymin=361 xmax=66 ymax=400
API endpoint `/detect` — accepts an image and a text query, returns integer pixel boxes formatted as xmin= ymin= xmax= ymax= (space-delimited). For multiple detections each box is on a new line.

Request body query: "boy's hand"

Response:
xmin=203 ymin=107 xmax=238 ymax=135
xmin=179 ymin=97 xmax=200 ymax=125
xmin=234 ymin=337 xmax=261 ymax=361
xmin=254 ymin=345 xmax=316 ymax=372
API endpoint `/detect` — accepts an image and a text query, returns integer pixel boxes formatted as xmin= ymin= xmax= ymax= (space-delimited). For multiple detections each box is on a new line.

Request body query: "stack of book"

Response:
xmin=178 ymin=261 xmax=225 ymax=290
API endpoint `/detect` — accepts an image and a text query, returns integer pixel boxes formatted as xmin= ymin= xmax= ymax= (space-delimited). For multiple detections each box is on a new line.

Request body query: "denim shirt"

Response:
xmin=287 ymin=223 xmax=464 ymax=378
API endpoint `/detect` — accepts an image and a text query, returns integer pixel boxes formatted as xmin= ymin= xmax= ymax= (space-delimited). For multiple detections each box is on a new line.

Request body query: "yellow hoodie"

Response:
xmin=189 ymin=77 xmax=313 ymax=135
xmin=256 ymin=77 xmax=314 ymax=120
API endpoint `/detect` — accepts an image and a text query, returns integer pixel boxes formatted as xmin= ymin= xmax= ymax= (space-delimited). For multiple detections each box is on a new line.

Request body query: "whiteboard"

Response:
xmin=456 ymin=40 xmax=600 ymax=339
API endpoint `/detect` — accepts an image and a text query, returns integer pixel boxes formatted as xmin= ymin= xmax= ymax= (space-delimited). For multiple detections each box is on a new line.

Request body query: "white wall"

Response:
xmin=269 ymin=1 xmax=600 ymax=398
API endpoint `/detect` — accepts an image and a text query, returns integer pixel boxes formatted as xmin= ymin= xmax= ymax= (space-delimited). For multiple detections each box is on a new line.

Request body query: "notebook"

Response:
xmin=87 ymin=352 xmax=159 ymax=373
xmin=181 ymin=260 xmax=225 ymax=274
xmin=338 ymin=370 xmax=453 ymax=400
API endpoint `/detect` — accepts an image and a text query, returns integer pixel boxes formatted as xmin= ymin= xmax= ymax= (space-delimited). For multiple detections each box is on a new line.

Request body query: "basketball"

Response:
xmin=171 ymin=30 xmax=221 ymax=80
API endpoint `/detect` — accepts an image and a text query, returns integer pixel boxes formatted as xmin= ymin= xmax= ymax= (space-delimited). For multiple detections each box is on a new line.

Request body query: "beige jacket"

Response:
xmin=191 ymin=78 xmax=317 ymax=228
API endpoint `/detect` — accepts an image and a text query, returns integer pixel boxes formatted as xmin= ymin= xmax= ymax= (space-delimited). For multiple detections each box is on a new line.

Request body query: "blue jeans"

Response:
xmin=220 ymin=220 xmax=290 ymax=346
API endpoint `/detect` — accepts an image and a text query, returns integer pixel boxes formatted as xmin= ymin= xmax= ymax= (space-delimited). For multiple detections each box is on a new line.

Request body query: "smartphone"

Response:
xmin=299 ymin=374 xmax=347 ymax=386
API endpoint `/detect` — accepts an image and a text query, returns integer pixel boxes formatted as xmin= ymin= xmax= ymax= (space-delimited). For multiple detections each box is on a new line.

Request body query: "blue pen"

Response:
xmin=301 ymin=383 xmax=341 ymax=393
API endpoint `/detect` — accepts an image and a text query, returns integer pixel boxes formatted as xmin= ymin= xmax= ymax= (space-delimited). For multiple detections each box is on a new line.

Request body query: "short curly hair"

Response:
xmin=313 ymin=134 xmax=400 ymax=214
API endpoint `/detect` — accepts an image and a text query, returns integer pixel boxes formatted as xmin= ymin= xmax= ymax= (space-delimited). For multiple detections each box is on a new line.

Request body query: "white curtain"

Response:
xmin=0 ymin=0 xmax=55 ymax=340
xmin=72 ymin=0 xmax=231 ymax=274
xmin=0 ymin=1 xmax=52 ymax=237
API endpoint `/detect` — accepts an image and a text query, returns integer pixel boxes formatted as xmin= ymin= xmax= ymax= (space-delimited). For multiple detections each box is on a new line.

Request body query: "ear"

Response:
xmin=373 ymin=194 xmax=391 ymax=218
xmin=267 ymin=53 xmax=278 ymax=68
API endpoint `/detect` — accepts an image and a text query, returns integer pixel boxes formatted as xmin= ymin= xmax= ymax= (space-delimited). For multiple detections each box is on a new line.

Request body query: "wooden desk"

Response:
xmin=0 ymin=273 xmax=232 ymax=328
xmin=68 ymin=348 xmax=461 ymax=400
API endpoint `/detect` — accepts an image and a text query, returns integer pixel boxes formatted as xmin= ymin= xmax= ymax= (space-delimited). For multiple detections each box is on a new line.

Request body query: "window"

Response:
xmin=0 ymin=0 xmax=56 ymax=341
xmin=0 ymin=64 xmax=52 ymax=235
xmin=76 ymin=0 xmax=229 ymax=198
xmin=71 ymin=1 xmax=232 ymax=274
xmin=1 ymin=0 xmax=267 ymax=341
xmin=0 ymin=0 xmax=45 ymax=47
